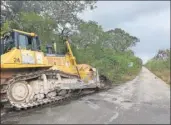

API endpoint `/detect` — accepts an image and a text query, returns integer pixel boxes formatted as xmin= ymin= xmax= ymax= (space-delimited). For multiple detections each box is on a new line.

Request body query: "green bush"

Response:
xmin=72 ymin=45 xmax=142 ymax=83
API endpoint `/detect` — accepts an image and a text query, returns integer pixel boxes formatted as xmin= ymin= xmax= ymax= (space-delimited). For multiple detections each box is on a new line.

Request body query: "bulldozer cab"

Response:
xmin=0 ymin=29 xmax=41 ymax=55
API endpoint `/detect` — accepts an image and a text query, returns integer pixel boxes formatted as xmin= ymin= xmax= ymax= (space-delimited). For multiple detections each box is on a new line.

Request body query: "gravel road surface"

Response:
xmin=1 ymin=67 xmax=170 ymax=124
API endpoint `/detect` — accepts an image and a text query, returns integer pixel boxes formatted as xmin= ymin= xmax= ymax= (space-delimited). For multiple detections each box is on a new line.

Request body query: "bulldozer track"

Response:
xmin=1 ymin=85 xmax=110 ymax=121
xmin=1 ymin=69 xmax=109 ymax=114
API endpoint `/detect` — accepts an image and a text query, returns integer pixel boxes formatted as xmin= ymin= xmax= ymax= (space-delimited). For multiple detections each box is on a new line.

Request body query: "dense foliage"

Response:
xmin=145 ymin=49 xmax=170 ymax=84
xmin=71 ymin=21 xmax=142 ymax=83
xmin=1 ymin=1 xmax=142 ymax=83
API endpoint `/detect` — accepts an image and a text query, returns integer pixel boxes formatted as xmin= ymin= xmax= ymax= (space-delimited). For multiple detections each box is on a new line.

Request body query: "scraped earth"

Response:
xmin=1 ymin=67 xmax=170 ymax=124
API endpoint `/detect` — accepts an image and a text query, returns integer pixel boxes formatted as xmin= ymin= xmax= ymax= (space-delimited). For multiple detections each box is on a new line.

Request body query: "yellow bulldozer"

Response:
xmin=0 ymin=29 xmax=104 ymax=110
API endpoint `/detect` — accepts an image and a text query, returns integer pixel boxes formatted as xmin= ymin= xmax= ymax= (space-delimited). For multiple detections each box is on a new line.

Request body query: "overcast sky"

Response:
xmin=79 ymin=1 xmax=170 ymax=64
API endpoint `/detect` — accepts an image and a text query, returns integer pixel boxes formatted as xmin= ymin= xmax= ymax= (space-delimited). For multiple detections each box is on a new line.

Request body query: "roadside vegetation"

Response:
xmin=1 ymin=1 xmax=142 ymax=84
xmin=145 ymin=49 xmax=170 ymax=85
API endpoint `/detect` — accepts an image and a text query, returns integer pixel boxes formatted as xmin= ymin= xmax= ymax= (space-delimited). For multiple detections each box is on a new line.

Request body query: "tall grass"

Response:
xmin=145 ymin=56 xmax=170 ymax=85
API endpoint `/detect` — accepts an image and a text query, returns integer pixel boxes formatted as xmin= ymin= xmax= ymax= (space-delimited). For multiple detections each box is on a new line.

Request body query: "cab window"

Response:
xmin=32 ymin=37 xmax=39 ymax=50
xmin=18 ymin=34 xmax=28 ymax=49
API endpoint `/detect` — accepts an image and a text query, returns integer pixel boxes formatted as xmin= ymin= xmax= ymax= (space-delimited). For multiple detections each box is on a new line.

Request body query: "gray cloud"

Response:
xmin=79 ymin=1 xmax=170 ymax=64
xmin=92 ymin=1 xmax=169 ymax=30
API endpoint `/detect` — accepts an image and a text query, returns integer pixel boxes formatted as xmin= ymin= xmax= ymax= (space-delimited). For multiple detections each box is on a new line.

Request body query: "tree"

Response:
xmin=70 ymin=21 xmax=142 ymax=82
xmin=106 ymin=28 xmax=140 ymax=52
xmin=1 ymin=1 xmax=96 ymax=38
xmin=154 ymin=49 xmax=170 ymax=60
xmin=1 ymin=1 xmax=43 ymax=22
xmin=71 ymin=21 xmax=104 ymax=48
xmin=1 ymin=21 xmax=10 ymax=36
xmin=71 ymin=21 xmax=139 ymax=53
xmin=6 ymin=12 xmax=57 ymax=52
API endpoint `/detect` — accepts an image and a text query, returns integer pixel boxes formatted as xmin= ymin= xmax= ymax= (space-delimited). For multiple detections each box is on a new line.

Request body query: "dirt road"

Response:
xmin=1 ymin=67 xmax=170 ymax=124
